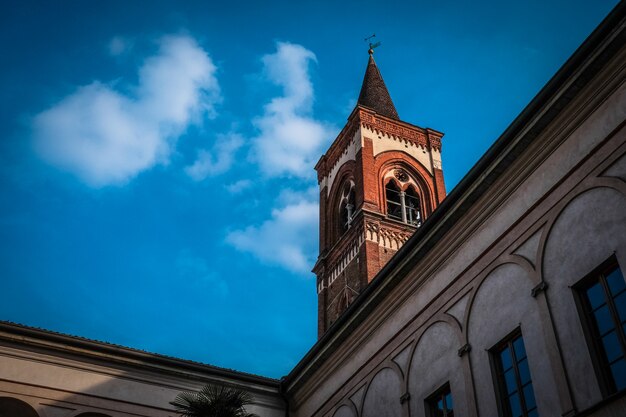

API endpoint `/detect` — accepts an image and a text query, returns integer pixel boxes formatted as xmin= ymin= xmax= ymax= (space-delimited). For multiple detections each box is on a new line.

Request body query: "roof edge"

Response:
xmin=0 ymin=320 xmax=280 ymax=388
xmin=285 ymin=0 xmax=626 ymax=391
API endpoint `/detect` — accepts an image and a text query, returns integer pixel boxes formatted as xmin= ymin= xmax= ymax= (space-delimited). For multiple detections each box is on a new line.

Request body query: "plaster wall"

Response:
xmin=0 ymin=343 xmax=285 ymax=417
xmin=289 ymin=39 xmax=626 ymax=417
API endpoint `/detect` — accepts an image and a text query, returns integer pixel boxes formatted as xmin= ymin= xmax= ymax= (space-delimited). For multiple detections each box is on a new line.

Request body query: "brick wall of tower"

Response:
xmin=317 ymin=286 xmax=326 ymax=336
xmin=324 ymin=256 xmax=361 ymax=329
xmin=434 ymin=168 xmax=446 ymax=204
xmin=315 ymin=107 xmax=446 ymax=337
xmin=359 ymin=137 xmax=379 ymax=212
xmin=318 ymin=187 xmax=328 ymax=253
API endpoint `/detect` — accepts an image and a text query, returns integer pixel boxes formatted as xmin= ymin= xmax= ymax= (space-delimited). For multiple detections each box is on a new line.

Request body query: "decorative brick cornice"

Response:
xmin=316 ymin=117 xmax=359 ymax=180
xmin=364 ymin=219 xmax=414 ymax=251
xmin=315 ymin=106 xmax=445 ymax=181
xmin=359 ymin=108 xmax=442 ymax=152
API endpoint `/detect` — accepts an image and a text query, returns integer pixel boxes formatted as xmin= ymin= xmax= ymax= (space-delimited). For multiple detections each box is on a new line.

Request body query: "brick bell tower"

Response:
xmin=313 ymin=49 xmax=446 ymax=337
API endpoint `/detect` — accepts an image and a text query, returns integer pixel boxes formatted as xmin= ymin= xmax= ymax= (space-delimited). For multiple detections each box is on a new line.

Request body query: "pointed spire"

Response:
xmin=357 ymin=51 xmax=399 ymax=120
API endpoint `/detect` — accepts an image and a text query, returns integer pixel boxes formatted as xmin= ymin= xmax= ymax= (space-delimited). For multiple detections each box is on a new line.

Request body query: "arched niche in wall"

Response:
xmin=467 ymin=262 xmax=561 ymax=417
xmin=408 ymin=320 xmax=467 ymax=417
xmin=541 ymin=186 xmax=626 ymax=410
xmin=332 ymin=404 xmax=357 ymax=417
xmin=361 ymin=367 xmax=403 ymax=417
xmin=375 ymin=153 xmax=436 ymax=216
xmin=327 ymin=165 xmax=356 ymax=244
xmin=0 ymin=397 xmax=39 ymax=417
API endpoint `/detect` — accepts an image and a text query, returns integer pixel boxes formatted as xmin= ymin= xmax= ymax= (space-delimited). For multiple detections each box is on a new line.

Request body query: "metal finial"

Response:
xmin=364 ymin=34 xmax=381 ymax=54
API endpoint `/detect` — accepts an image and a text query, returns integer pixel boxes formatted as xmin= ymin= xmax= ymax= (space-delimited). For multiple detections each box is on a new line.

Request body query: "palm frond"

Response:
xmin=170 ymin=384 xmax=258 ymax=417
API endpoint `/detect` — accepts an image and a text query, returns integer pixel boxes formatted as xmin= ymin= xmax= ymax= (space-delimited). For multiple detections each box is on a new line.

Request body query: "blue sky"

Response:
xmin=0 ymin=0 xmax=619 ymax=378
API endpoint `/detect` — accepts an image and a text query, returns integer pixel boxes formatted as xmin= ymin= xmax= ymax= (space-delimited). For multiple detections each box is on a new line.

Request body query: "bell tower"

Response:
xmin=313 ymin=49 xmax=446 ymax=337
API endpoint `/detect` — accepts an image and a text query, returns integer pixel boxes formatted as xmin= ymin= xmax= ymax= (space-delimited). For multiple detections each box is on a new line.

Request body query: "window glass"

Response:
xmin=607 ymin=267 xmax=626 ymax=295
xmin=405 ymin=186 xmax=421 ymax=226
xmin=587 ymin=282 xmax=606 ymax=309
xmin=385 ymin=180 xmax=402 ymax=221
xmin=426 ymin=384 xmax=454 ymax=417
xmin=518 ymin=358 xmax=531 ymax=385
xmin=594 ymin=305 xmax=613 ymax=335
xmin=611 ymin=359 xmax=626 ymax=391
xmin=614 ymin=292 xmax=626 ymax=322
xmin=493 ymin=332 xmax=537 ymax=417
xmin=579 ymin=261 xmax=626 ymax=396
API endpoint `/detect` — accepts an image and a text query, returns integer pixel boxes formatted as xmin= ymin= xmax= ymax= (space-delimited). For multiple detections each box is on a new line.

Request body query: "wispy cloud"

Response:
xmin=226 ymin=188 xmax=318 ymax=274
xmin=33 ymin=35 xmax=220 ymax=187
xmin=108 ymin=36 xmax=133 ymax=56
xmin=251 ymin=42 xmax=334 ymax=178
xmin=185 ymin=133 xmax=243 ymax=181
xmin=225 ymin=179 xmax=253 ymax=194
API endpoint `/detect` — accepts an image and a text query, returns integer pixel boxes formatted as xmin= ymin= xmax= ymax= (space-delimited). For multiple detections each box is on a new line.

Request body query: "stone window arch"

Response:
xmin=337 ymin=180 xmax=356 ymax=235
xmin=383 ymin=168 xmax=424 ymax=226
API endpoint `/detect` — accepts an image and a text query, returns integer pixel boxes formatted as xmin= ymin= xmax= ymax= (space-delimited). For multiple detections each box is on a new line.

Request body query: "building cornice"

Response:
xmin=316 ymin=106 xmax=441 ymax=181
xmin=284 ymin=0 xmax=626 ymax=396
xmin=0 ymin=321 xmax=280 ymax=391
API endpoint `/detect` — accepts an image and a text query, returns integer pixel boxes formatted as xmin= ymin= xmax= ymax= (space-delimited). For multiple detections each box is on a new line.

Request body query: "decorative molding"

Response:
xmin=365 ymin=220 xmax=413 ymax=251
xmin=394 ymin=169 xmax=408 ymax=182
xmin=400 ymin=392 xmax=411 ymax=404
xmin=531 ymin=281 xmax=549 ymax=297
xmin=325 ymin=225 xmax=365 ymax=290
xmin=359 ymin=110 xmax=437 ymax=150
xmin=317 ymin=119 xmax=360 ymax=180
xmin=457 ymin=343 xmax=472 ymax=357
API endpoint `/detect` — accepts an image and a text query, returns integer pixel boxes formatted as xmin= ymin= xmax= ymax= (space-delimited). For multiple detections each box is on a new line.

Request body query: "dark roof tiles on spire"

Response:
xmin=357 ymin=53 xmax=399 ymax=120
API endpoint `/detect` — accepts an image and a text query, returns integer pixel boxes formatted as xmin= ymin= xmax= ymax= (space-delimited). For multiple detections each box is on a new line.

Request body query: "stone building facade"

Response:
xmin=285 ymin=5 xmax=626 ymax=416
xmin=1 ymin=3 xmax=625 ymax=417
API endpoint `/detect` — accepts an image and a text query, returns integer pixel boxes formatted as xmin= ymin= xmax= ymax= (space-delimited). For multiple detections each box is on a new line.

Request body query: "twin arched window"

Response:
xmin=385 ymin=179 xmax=422 ymax=227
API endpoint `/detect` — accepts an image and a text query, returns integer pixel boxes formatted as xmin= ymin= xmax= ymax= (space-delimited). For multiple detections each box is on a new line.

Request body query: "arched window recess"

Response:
xmin=338 ymin=181 xmax=356 ymax=234
xmin=385 ymin=180 xmax=403 ymax=222
xmin=405 ymin=185 xmax=422 ymax=227
xmin=384 ymin=170 xmax=423 ymax=227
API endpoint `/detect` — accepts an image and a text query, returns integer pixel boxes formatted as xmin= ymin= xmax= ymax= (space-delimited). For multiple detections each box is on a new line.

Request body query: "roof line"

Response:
xmin=284 ymin=0 xmax=626 ymax=390
xmin=0 ymin=320 xmax=280 ymax=388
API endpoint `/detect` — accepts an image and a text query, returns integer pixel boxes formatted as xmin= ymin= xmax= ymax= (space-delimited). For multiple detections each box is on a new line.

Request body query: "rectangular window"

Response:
xmin=576 ymin=259 xmax=626 ymax=395
xmin=426 ymin=383 xmax=454 ymax=417
xmin=491 ymin=330 xmax=538 ymax=417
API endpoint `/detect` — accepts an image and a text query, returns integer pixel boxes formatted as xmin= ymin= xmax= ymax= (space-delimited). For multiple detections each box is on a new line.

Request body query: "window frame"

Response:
xmin=425 ymin=382 xmax=454 ymax=417
xmin=404 ymin=185 xmax=422 ymax=227
xmin=573 ymin=256 xmax=626 ymax=397
xmin=384 ymin=179 xmax=403 ymax=221
xmin=489 ymin=328 xmax=538 ymax=417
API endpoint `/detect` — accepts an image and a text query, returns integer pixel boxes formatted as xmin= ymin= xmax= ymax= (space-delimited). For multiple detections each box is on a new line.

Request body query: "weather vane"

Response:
xmin=364 ymin=33 xmax=381 ymax=54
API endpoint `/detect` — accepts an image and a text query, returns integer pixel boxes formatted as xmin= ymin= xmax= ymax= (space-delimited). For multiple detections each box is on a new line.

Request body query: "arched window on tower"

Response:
xmin=339 ymin=181 xmax=356 ymax=234
xmin=405 ymin=186 xmax=422 ymax=227
xmin=385 ymin=180 xmax=403 ymax=221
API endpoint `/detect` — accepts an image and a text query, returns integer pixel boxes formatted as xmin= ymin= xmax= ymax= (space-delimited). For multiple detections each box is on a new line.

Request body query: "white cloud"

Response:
xmin=252 ymin=42 xmax=334 ymax=178
xmin=225 ymin=179 xmax=252 ymax=194
xmin=108 ymin=36 xmax=132 ymax=56
xmin=185 ymin=133 xmax=244 ymax=181
xmin=33 ymin=35 xmax=220 ymax=187
xmin=226 ymin=190 xmax=318 ymax=274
